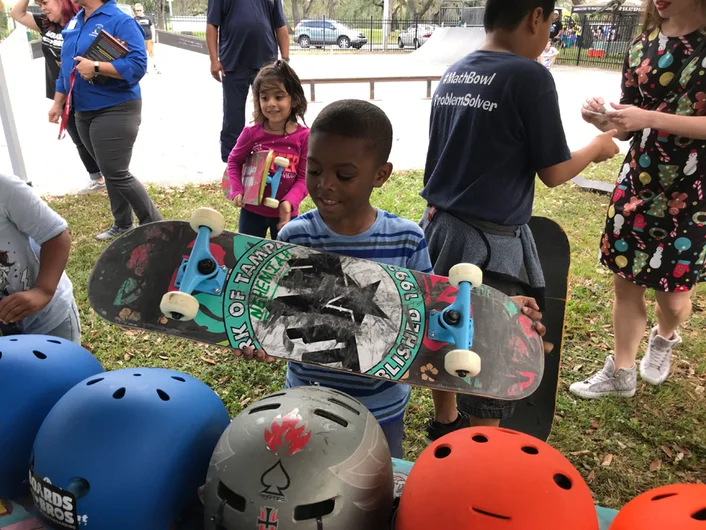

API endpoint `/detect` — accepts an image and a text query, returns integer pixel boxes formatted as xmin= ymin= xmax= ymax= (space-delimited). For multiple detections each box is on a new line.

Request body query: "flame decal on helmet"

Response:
xmin=264 ymin=408 xmax=312 ymax=456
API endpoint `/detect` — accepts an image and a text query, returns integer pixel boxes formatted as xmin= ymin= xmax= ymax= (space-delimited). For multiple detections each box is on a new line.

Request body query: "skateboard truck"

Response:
xmin=428 ymin=264 xmax=483 ymax=379
xmin=160 ymin=208 xmax=227 ymax=321
xmin=262 ymin=157 xmax=289 ymax=209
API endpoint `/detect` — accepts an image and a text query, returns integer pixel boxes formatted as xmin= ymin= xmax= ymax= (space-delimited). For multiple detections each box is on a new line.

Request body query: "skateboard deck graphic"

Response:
xmin=501 ymin=217 xmax=570 ymax=440
xmin=241 ymin=150 xmax=274 ymax=206
xmin=88 ymin=220 xmax=545 ymax=399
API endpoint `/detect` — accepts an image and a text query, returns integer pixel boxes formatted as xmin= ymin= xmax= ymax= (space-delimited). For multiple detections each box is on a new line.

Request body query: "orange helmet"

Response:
xmin=609 ymin=483 xmax=706 ymax=529
xmin=395 ymin=427 xmax=598 ymax=530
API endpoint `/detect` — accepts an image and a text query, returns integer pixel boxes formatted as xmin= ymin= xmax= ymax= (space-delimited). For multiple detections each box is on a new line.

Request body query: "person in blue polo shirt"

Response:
xmin=206 ymin=0 xmax=290 ymax=163
xmin=48 ymin=0 xmax=162 ymax=241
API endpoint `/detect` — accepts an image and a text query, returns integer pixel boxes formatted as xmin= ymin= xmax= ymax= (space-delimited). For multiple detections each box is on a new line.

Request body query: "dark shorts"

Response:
xmin=420 ymin=207 xmax=532 ymax=420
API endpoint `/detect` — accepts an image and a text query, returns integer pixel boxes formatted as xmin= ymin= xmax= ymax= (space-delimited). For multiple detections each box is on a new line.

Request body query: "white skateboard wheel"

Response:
xmin=274 ymin=156 xmax=289 ymax=168
xmin=444 ymin=349 xmax=481 ymax=378
xmin=448 ymin=263 xmax=483 ymax=288
xmin=160 ymin=291 xmax=199 ymax=321
xmin=263 ymin=197 xmax=280 ymax=209
xmin=189 ymin=207 xmax=226 ymax=237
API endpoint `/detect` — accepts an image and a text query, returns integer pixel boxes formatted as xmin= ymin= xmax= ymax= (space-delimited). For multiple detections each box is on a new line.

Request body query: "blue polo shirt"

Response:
xmin=56 ymin=0 xmax=147 ymax=112
xmin=207 ymin=0 xmax=286 ymax=72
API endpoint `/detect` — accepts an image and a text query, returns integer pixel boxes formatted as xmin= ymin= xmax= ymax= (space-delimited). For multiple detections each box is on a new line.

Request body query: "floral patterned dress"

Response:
xmin=601 ymin=27 xmax=706 ymax=292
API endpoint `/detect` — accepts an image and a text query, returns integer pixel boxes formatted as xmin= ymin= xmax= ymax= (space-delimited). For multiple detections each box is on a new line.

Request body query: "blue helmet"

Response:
xmin=0 ymin=335 xmax=104 ymax=498
xmin=30 ymin=368 xmax=230 ymax=530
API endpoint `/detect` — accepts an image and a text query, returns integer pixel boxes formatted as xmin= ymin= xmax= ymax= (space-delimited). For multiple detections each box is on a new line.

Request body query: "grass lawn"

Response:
xmin=47 ymin=157 xmax=705 ymax=509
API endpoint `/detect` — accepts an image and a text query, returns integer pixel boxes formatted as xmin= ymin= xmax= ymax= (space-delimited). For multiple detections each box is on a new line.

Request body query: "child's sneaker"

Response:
xmin=569 ymin=355 xmax=637 ymax=399
xmin=425 ymin=410 xmax=471 ymax=443
xmin=640 ymin=327 xmax=682 ymax=385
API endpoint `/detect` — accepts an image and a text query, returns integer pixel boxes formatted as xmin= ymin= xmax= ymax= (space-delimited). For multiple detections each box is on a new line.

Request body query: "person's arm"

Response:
xmin=75 ymin=17 xmax=147 ymax=81
xmin=0 ymin=178 xmax=72 ymax=324
xmin=9 ymin=0 xmax=41 ymax=32
xmin=0 ymin=232 xmax=71 ymax=324
xmin=605 ymin=105 xmax=706 ymax=140
xmin=271 ymin=0 xmax=289 ymax=60
xmin=538 ymin=130 xmax=619 ymax=188
xmin=206 ymin=0 xmax=224 ymax=81
xmin=276 ymin=26 xmax=289 ymax=60
xmin=226 ymin=127 xmax=252 ymax=201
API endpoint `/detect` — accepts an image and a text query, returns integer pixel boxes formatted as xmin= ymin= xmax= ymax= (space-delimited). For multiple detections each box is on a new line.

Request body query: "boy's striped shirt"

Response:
xmin=277 ymin=208 xmax=433 ymax=425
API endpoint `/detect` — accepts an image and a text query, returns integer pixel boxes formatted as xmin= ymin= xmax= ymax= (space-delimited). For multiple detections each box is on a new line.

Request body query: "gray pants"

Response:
xmin=41 ymin=301 xmax=81 ymax=344
xmin=76 ymin=99 xmax=162 ymax=229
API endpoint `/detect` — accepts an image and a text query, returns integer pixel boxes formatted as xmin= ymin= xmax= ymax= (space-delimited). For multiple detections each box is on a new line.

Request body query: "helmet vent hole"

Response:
xmin=0 ymin=351 xmax=3 ymax=360
xmin=249 ymin=403 xmax=281 ymax=414
xmin=133 ymin=373 xmax=142 ymax=377
xmin=217 ymin=482 xmax=246 ymax=512
xmin=314 ymin=409 xmax=348 ymax=427
xmin=553 ymin=474 xmax=573 ymax=490
xmin=10 ymin=338 xmax=17 ymax=341
xmin=47 ymin=339 xmax=62 ymax=344
xmin=434 ymin=445 xmax=451 ymax=459
xmin=294 ymin=499 xmax=335 ymax=521
xmin=652 ymin=493 xmax=677 ymax=501
xmin=692 ymin=509 xmax=706 ymax=520
xmin=33 ymin=350 xmax=47 ymax=360
xmin=113 ymin=387 xmax=126 ymax=399
xmin=67 ymin=477 xmax=90 ymax=499
xmin=472 ymin=434 xmax=488 ymax=443
xmin=87 ymin=378 xmax=104 ymax=385
xmin=171 ymin=376 xmax=186 ymax=382
xmin=157 ymin=389 xmax=170 ymax=401
xmin=521 ymin=446 xmax=539 ymax=455
xmin=328 ymin=398 xmax=361 ymax=415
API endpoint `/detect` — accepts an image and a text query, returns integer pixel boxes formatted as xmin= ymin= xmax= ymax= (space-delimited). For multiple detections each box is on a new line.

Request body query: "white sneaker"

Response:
xmin=640 ymin=327 xmax=682 ymax=385
xmin=79 ymin=179 xmax=106 ymax=194
xmin=569 ymin=355 xmax=637 ymax=399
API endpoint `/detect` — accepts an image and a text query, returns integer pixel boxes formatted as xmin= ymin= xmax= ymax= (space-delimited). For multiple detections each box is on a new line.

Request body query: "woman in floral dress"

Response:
xmin=571 ymin=0 xmax=706 ymax=399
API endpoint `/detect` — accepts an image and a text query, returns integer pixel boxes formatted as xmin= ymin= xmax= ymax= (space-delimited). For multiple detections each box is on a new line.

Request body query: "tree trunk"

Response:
xmin=291 ymin=0 xmax=301 ymax=31
xmin=408 ymin=0 xmax=416 ymax=20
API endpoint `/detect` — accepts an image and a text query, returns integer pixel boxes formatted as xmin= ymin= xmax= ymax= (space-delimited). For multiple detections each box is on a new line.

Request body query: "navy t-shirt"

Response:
xmin=421 ymin=50 xmax=571 ymax=226
xmin=206 ymin=0 xmax=286 ymax=72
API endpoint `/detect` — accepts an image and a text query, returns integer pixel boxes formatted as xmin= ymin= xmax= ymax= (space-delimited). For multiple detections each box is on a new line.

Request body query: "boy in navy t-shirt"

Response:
xmin=420 ymin=0 xmax=620 ymax=441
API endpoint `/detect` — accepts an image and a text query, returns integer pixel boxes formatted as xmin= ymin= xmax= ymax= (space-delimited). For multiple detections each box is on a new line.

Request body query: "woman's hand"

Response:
xmin=48 ymin=103 xmax=62 ymax=124
xmin=605 ymin=102 xmax=654 ymax=132
xmin=74 ymin=55 xmax=97 ymax=81
xmin=581 ymin=96 xmax=610 ymax=129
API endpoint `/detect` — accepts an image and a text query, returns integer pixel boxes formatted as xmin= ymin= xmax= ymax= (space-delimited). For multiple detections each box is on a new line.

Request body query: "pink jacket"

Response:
xmin=225 ymin=122 xmax=309 ymax=218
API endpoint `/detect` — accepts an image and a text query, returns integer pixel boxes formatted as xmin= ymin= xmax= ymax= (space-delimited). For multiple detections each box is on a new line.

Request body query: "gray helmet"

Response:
xmin=203 ymin=386 xmax=394 ymax=530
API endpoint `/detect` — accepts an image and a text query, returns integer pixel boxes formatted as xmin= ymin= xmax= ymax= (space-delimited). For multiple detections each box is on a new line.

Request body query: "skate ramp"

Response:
xmin=409 ymin=26 xmax=486 ymax=67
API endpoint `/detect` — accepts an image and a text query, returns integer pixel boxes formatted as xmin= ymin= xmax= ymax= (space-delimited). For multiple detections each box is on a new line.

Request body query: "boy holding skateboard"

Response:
xmin=237 ymin=99 xmax=548 ymax=457
xmin=419 ymin=0 xmax=620 ymax=441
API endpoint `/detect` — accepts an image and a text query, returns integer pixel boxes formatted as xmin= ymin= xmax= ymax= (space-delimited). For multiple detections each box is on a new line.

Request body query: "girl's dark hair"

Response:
xmin=252 ymin=60 xmax=308 ymax=130
xmin=641 ymin=0 xmax=706 ymax=33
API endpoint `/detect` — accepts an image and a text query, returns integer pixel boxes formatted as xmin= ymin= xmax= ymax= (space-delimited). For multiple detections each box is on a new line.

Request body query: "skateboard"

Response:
xmin=572 ymin=176 xmax=615 ymax=195
xmin=221 ymin=150 xmax=289 ymax=209
xmin=501 ymin=216 xmax=570 ymax=441
xmin=87 ymin=208 xmax=545 ymax=399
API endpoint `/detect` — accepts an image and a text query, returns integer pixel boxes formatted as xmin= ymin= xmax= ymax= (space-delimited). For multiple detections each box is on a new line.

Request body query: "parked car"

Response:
xmin=397 ymin=24 xmax=436 ymax=49
xmin=294 ymin=19 xmax=368 ymax=49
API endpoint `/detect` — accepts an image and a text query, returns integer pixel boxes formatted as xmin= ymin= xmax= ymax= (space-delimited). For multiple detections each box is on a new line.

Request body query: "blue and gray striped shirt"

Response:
xmin=277 ymin=208 xmax=433 ymax=425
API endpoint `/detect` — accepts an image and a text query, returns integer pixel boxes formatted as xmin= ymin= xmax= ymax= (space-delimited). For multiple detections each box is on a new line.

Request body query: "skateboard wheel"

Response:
xmin=444 ymin=349 xmax=481 ymax=379
xmin=263 ymin=197 xmax=280 ymax=209
xmin=190 ymin=207 xmax=226 ymax=237
xmin=448 ymin=263 xmax=483 ymax=289
xmin=273 ymin=156 xmax=289 ymax=168
xmin=160 ymin=291 xmax=199 ymax=321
